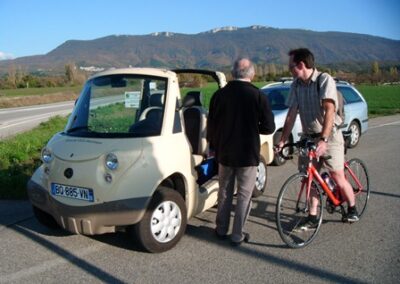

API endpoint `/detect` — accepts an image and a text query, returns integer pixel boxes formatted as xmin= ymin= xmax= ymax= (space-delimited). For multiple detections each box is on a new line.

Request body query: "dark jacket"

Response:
xmin=207 ymin=80 xmax=275 ymax=167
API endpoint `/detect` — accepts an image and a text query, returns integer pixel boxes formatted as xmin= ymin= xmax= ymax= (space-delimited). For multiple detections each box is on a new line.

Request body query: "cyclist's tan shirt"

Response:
xmin=288 ymin=69 xmax=341 ymax=134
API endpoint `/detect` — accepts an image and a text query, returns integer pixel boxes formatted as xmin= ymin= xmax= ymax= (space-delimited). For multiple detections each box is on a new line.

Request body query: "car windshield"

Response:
xmin=64 ymin=74 xmax=167 ymax=138
xmin=262 ymin=87 xmax=290 ymax=110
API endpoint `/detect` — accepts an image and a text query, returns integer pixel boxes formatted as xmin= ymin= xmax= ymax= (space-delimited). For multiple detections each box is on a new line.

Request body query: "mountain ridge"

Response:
xmin=1 ymin=25 xmax=399 ymax=74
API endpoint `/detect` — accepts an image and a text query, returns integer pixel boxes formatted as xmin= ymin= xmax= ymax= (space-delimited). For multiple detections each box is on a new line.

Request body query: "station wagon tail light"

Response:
xmin=41 ymin=148 xmax=53 ymax=163
xmin=105 ymin=153 xmax=119 ymax=170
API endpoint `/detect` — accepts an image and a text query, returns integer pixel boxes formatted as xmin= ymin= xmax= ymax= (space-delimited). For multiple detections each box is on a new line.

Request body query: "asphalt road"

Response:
xmin=0 ymin=101 xmax=74 ymax=139
xmin=0 ymin=115 xmax=399 ymax=283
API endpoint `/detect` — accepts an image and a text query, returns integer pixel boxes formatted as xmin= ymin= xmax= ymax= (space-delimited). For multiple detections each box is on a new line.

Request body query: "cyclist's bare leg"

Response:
xmin=309 ymin=187 xmax=320 ymax=216
xmin=331 ymin=169 xmax=355 ymax=206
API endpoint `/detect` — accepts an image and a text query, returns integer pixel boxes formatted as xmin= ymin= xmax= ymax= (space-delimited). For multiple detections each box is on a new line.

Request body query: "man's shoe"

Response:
xmin=347 ymin=206 xmax=359 ymax=222
xmin=230 ymin=232 xmax=250 ymax=247
xmin=294 ymin=215 xmax=319 ymax=231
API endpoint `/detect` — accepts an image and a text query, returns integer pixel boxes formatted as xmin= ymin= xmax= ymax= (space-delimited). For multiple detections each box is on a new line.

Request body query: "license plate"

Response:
xmin=51 ymin=183 xmax=94 ymax=202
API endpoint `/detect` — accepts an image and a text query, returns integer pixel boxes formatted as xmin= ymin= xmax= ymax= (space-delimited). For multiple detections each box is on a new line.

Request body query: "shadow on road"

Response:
xmin=8 ymin=220 xmax=127 ymax=283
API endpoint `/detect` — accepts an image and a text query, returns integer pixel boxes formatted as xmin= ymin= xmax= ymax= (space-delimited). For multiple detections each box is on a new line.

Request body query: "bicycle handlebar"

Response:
xmin=275 ymin=138 xmax=332 ymax=161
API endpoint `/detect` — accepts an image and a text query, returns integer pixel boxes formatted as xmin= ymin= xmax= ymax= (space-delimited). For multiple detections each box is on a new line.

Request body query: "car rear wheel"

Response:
xmin=348 ymin=121 xmax=361 ymax=148
xmin=253 ymin=156 xmax=268 ymax=197
xmin=130 ymin=187 xmax=187 ymax=253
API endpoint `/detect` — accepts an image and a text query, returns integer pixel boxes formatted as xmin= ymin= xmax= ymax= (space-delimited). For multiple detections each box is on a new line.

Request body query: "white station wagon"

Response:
xmin=28 ymin=68 xmax=274 ymax=252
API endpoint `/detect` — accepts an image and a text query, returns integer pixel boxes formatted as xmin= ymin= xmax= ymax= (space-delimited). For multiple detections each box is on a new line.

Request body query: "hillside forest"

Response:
xmin=0 ymin=61 xmax=399 ymax=90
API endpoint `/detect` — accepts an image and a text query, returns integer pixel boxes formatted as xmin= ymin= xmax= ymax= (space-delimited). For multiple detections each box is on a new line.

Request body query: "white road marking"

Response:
xmin=369 ymin=120 xmax=400 ymax=129
xmin=0 ymin=111 xmax=70 ymax=130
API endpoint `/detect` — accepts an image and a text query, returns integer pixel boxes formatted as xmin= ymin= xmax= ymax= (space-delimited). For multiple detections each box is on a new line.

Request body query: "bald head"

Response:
xmin=231 ymin=58 xmax=255 ymax=81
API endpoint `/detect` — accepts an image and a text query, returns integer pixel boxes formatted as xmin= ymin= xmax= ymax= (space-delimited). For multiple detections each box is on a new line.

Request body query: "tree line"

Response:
xmin=0 ymin=63 xmax=87 ymax=90
xmin=0 ymin=61 xmax=399 ymax=90
xmin=251 ymin=61 xmax=399 ymax=84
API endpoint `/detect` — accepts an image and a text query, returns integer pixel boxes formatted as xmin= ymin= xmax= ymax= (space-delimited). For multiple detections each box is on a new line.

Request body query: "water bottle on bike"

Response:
xmin=321 ymin=172 xmax=336 ymax=192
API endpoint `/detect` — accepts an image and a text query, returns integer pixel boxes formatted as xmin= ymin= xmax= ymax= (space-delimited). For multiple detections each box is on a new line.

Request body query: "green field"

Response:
xmin=0 ymin=85 xmax=82 ymax=97
xmin=0 ymin=83 xmax=399 ymax=199
xmin=356 ymin=84 xmax=400 ymax=116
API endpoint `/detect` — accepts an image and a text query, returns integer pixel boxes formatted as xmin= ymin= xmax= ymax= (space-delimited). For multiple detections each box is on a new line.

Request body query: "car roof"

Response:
xmin=89 ymin=67 xmax=176 ymax=80
xmin=262 ymin=77 xmax=353 ymax=89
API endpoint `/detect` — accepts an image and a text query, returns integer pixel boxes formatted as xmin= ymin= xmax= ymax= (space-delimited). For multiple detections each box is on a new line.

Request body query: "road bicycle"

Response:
xmin=275 ymin=135 xmax=370 ymax=248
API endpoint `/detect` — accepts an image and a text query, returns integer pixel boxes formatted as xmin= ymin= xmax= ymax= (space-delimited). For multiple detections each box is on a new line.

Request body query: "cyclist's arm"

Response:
xmin=278 ymin=106 xmax=298 ymax=147
xmin=321 ymin=99 xmax=335 ymax=139
xmin=317 ymin=99 xmax=336 ymax=156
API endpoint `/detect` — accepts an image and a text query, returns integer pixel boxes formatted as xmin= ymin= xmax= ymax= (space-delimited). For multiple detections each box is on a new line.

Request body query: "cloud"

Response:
xmin=0 ymin=51 xmax=15 ymax=60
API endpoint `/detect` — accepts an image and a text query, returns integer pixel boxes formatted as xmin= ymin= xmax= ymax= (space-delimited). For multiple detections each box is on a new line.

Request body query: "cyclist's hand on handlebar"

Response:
xmin=316 ymin=140 xmax=328 ymax=157
xmin=274 ymin=141 xmax=285 ymax=154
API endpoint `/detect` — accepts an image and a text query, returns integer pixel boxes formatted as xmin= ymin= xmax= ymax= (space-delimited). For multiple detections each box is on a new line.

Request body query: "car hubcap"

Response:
xmin=255 ymin=162 xmax=266 ymax=191
xmin=350 ymin=125 xmax=360 ymax=145
xmin=150 ymin=201 xmax=182 ymax=243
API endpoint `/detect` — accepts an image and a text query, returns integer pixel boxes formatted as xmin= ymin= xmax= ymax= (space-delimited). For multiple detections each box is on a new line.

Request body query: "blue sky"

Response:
xmin=0 ymin=0 xmax=399 ymax=60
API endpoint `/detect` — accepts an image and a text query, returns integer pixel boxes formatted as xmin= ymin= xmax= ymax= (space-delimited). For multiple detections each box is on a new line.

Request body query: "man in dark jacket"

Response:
xmin=207 ymin=58 xmax=275 ymax=246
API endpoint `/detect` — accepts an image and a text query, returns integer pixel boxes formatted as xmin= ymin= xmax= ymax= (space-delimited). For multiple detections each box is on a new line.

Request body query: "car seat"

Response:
xmin=139 ymin=93 xmax=164 ymax=121
xmin=183 ymin=91 xmax=208 ymax=156
xmin=129 ymin=93 xmax=164 ymax=135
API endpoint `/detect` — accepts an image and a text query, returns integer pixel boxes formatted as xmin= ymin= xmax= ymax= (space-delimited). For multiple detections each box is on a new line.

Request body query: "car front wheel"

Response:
xmin=32 ymin=206 xmax=60 ymax=229
xmin=272 ymin=130 xmax=289 ymax=166
xmin=130 ymin=187 xmax=187 ymax=253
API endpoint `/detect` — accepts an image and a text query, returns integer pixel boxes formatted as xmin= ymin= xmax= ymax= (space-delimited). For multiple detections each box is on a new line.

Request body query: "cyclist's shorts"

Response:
xmin=298 ymin=129 xmax=345 ymax=172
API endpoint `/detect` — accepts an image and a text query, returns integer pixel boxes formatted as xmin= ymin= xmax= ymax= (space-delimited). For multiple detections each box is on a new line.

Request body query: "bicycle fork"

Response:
xmin=296 ymin=178 xmax=311 ymax=214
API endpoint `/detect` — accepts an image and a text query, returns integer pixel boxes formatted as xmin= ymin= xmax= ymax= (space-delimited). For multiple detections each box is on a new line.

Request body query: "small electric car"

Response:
xmin=27 ymin=68 xmax=274 ymax=252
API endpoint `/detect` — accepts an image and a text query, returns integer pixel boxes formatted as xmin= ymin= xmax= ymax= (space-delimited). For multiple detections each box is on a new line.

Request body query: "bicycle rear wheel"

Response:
xmin=345 ymin=158 xmax=370 ymax=217
xmin=276 ymin=173 xmax=323 ymax=248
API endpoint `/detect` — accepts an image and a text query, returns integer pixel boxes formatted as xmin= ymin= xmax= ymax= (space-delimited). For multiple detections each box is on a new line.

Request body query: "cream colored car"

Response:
xmin=27 ymin=68 xmax=274 ymax=253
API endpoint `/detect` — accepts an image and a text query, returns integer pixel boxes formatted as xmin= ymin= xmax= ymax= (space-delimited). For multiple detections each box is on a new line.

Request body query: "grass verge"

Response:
xmin=0 ymin=116 xmax=67 ymax=199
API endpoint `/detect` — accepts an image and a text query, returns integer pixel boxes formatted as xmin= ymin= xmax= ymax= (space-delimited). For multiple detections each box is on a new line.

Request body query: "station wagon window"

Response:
xmin=262 ymin=87 xmax=290 ymax=110
xmin=337 ymin=86 xmax=363 ymax=104
xmin=65 ymin=74 xmax=167 ymax=138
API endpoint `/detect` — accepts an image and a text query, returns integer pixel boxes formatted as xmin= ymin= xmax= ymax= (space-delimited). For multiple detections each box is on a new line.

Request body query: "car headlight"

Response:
xmin=105 ymin=153 xmax=119 ymax=170
xmin=41 ymin=148 xmax=53 ymax=163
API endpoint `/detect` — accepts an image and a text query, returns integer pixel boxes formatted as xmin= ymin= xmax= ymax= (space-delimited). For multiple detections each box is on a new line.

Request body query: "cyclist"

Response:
xmin=276 ymin=48 xmax=359 ymax=229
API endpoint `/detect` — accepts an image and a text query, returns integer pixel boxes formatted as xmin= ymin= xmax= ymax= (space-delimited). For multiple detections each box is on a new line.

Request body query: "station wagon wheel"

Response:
xmin=272 ymin=130 xmax=288 ymax=166
xmin=348 ymin=121 xmax=361 ymax=148
xmin=253 ymin=156 xmax=268 ymax=197
xmin=131 ymin=187 xmax=187 ymax=253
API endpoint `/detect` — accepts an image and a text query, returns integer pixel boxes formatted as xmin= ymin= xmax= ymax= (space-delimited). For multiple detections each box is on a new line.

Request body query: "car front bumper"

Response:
xmin=27 ymin=179 xmax=149 ymax=235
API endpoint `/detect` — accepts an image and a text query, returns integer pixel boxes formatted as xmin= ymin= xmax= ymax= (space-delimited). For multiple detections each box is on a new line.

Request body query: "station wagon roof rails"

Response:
xmin=278 ymin=77 xmax=294 ymax=83
xmin=333 ymin=77 xmax=351 ymax=85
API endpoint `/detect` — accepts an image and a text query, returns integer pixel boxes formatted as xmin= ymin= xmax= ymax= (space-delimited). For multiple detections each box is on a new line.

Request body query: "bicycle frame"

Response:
xmin=300 ymin=145 xmax=365 ymax=208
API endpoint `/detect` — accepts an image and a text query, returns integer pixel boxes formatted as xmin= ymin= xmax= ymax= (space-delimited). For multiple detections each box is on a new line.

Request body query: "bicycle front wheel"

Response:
xmin=276 ymin=173 xmax=323 ymax=248
xmin=345 ymin=158 xmax=370 ymax=217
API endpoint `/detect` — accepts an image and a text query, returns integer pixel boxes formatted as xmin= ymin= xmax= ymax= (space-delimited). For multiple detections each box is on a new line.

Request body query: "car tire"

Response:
xmin=348 ymin=121 xmax=361 ymax=148
xmin=130 ymin=187 xmax=187 ymax=253
xmin=272 ymin=130 xmax=288 ymax=166
xmin=32 ymin=206 xmax=60 ymax=229
xmin=252 ymin=156 xmax=268 ymax=198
